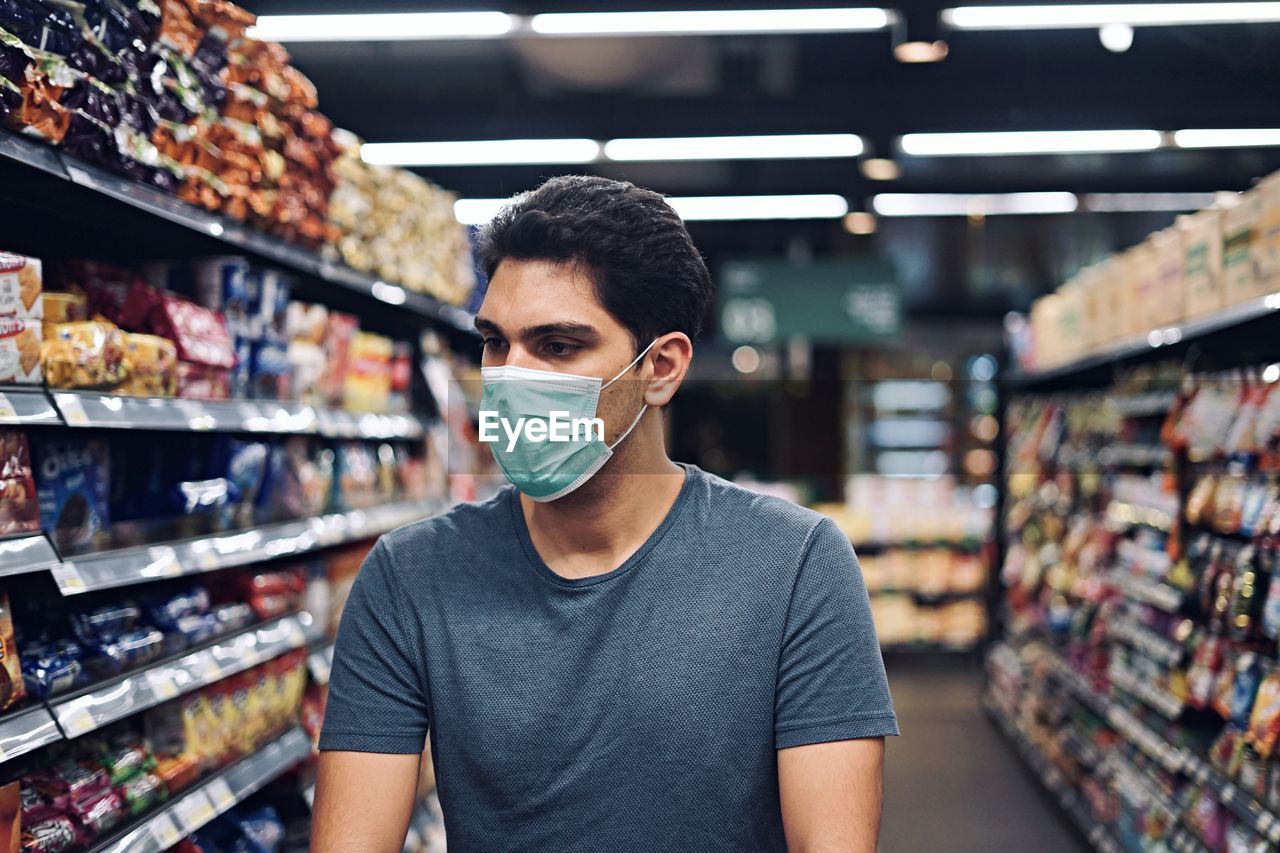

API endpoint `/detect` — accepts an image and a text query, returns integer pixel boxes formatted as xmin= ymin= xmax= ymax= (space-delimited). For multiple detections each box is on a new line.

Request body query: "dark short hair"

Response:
xmin=476 ymin=176 xmax=713 ymax=350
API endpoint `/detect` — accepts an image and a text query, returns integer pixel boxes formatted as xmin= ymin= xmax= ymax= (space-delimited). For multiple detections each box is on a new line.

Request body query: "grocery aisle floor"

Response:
xmin=880 ymin=653 xmax=1086 ymax=853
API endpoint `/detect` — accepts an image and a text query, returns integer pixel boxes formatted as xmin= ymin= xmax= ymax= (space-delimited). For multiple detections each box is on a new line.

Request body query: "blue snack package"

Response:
xmin=96 ymin=627 xmax=165 ymax=674
xmin=146 ymin=587 xmax=211 ymax=631
xmin=21 ymin=641 xmax=86 ymax=699
xmin=35 ymin=439 xmax=111 ymax=552
xmin=212 ymin=603 xmax=253 ymax=635
xmin=71 ymin=604 xmax=140 ymax=645
xmin=174 ymin=477 xmax=241 ymax=515
xmin=248 ymin=338 xmax=293 ymax=401
xmin=173 ymin=612 xmax=219 ymax=646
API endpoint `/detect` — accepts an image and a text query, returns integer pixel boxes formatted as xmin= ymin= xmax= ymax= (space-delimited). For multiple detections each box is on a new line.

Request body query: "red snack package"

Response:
xmin=152 ymin=294 xmax=235 ymax=369
xmin=176 ymin=361 xmax=232 ymax=400
xmin=20 ymin=814 xmax=81 ymax=852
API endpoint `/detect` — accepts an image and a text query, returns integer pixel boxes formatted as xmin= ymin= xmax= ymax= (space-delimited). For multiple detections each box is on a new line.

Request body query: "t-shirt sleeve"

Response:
xmin=775 ymin=517 xmax=899 ymax=749
xmin=318 ymin=538 xmax=431 ymax=753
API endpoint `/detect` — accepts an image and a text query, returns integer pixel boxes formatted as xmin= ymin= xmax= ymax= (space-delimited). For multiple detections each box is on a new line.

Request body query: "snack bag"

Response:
xmin=118 ymin=333 xmax=178 ymax=397
xmin=1247 ymin=666 xmax=1280 ymax=757
xmin=41 ymin=321 xmax=126 ymax=389
xmin=0 ymin=590 xmax=27 ymax=713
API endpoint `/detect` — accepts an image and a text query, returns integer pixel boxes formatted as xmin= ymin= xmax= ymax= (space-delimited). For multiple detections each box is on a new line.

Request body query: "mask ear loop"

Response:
xmin=602 ymin=338 xmax=659 ymax=389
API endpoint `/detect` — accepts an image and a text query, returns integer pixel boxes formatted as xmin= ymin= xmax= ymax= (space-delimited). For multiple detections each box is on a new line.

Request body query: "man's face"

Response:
xmin=476 ymin=259 xmax=646 ymax=441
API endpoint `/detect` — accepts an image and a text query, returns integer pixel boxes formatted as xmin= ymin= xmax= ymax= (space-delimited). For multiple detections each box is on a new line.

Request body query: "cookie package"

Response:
xmin=0 ymin=252 xmax=42 ymax=320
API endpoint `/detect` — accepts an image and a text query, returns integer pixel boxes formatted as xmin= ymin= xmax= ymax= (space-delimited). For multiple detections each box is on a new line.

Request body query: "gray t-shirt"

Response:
xmin=319 ymin=464 xmax=898 ymax=852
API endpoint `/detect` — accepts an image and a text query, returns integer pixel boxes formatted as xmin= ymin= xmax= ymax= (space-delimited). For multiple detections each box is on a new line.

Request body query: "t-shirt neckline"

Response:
xmin=507 ymin=464 xmax=698 ymax=589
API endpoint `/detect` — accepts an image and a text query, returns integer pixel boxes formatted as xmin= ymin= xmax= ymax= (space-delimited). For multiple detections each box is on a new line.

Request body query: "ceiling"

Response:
xmin=248 ymin=0 xmax=1280 ymax=319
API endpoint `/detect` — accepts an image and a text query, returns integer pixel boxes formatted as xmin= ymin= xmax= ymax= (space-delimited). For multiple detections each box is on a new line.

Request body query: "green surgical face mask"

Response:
xmin=479 ymin=339 xmax=657 ymax=502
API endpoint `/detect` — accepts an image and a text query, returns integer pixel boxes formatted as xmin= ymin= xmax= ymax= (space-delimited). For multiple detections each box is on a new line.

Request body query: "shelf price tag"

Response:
xmin=0 ymin=393 xmax=17 ymax=422
xmin=58 ymin=396 xmax=90 ymax=426
xmin=174 ymin=790 xmax=217 ymax=832
xmin=207 ymin=778 xmax=236 ymax=813
xmin=50 ymin=562 xmax=86 ymax=594
xmin=150 ymin=812 xmax=183 ymax=848
xmin=57 ymin=703 xmax=96 ymax=738
xmin=148 ymin=546 xmax=182 ymax=578
xmin=146 ymin=670 xmax=179 ymax=701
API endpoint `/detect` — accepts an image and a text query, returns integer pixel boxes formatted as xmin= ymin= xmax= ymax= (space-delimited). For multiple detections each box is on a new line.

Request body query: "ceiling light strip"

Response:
xmin=360 ymin=139 xmax=602 ymax=166
xmin=942 ymin=3 xmax=1280 ymax=30
xmin=1174 ymin=128 xmax=1280 ymax=148
xmin=873 ymin=193 xmax=1079 ymax=216
xmin=454 ymin=195 xmax=849 ymax=225
xmin=248 ymin=12 xmax=514 ymax=42
xmin=900 ymin=130 xmax=1162 ymax=156
xmin=529 ymin=8 xmax=892 ymax=36
xmin=602 ymin=134 xmax=864 ymax=161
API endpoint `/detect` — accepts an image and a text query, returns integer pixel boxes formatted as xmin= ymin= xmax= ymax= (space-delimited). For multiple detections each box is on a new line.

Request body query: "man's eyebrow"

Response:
xmin=524 ymin=322 xmax=599 ymax=339
xmin=474 ymin=317 xmax=501 ymax=335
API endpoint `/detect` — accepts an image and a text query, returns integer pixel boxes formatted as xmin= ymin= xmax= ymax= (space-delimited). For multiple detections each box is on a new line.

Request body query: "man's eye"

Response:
xmin=545 ymin=341 xmax=578 ymax=356
xmin=482 ymin=337 xmax=506 ymax=350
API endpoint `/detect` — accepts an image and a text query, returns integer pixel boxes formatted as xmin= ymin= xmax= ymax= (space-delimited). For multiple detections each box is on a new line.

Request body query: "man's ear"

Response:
xmin=644 ymin=333 xmax=693 ymax=408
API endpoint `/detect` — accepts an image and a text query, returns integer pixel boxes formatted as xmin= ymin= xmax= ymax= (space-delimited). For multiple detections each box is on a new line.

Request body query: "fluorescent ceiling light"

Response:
xmin=1174 ymin=128 xmax=1280 ymax=148
xmin=455 ymin=194 xmax=849 ymax=225
xmin=249 ymin=12 xmax=513 ymax=42
xmin=603 ymin=134 xmax=863 ymax=161
xmin=530 ymin=8 xmax=892 ymax=36
xmin=942 ymin=3 xmax=1280 ymax=29
xmin=900 ymin=130 xmax=1162 ymax=156
xmin=873 ymin=192 xmax=1079 ymax=216
xmin=1083 ymin=192 xmax=1218 ymax=212
xmin=670 ymin=194 xmax=849 ymax=220
xmin=360 ymin=139 xmax=601 ymax=167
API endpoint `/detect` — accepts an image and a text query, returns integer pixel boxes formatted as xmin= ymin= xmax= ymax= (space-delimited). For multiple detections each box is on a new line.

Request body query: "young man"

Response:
xmin=312 ymin=175 xmax=898 ymax=852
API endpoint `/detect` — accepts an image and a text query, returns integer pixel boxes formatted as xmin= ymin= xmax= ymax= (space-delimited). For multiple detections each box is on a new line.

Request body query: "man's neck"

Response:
xmin=519 ymin=431 xmax=685 ymax=581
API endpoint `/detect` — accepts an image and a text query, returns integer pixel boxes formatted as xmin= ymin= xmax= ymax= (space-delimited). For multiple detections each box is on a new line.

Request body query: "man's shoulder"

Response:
xmin=692 ymin=466 xmax=831 ymax=546
xmin=376 ymin=489 xmax=514 ymax=562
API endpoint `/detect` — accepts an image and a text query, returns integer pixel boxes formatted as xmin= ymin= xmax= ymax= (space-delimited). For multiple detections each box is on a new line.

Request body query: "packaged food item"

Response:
xmin=285 ymin=301 xmax=327 ymax=344
xmin=20 ymin=640 xmax=86 ymax=700
xmin=320 ymin=312 xmax=358 ymax=405
xmin=235 ymin=567 xmax=305 ymax=620
xmin=46 ymin=761 xmax=112 ymax=804
xmin=1247 ymin=666 xmax=1280 ymax=757
xmin=285 ymin=339 xmax=322 ymax=402
xmin=177 ymin=360 xmax=232 ymax=400
xmin=193 ymin=257 xmax=253 ymax=328
xmin=0 ymin=252 xmax=42 ymax=318
xmin=343 ymin=332 xmax=392 ymax=414
xmin=0 ymin=316 xmax=41 ymax=384
xmin=0 ymin=780 xmax=18 ymax=853
xmin=1223 ymin=189 xmax=1264 ymax=305
xmin=335 ymin=443 xmax=377 ymax=510
xmin=40 ymin=293 xmax=85 ymax=334
xmin=212 ymin=602 xmax=253 ymax=634
xmin=1181 ymin=205 xmax=1227 ymax=318
xmin=249 ymin=338 xmax=293 ymax=400
xmin=0 ymin=590 xmax=25 ymax=713
xmin=116 ymin=770 xmax=165 ymax=816
xmin=71 ymin=604 xmax=141 ymax=646
xmin=155 ymin=754 xmax=200 ymax=795
xmin=35 ymin=439 xmax=111 ymax=551
xmin=249 ymin=268 xmax=291 ymax=337
xmin=41 ymin=321 xmax=125 ymax=389
xmin=1256 ymin=171 xmax=1280 ymax=294
xmin=150 ymin=292 xmax=236 ymax=370
xmin=147 ymin=588 xmax=211 ymax=631
xmin=390 ymin=341 xmax=412 ymax=414
xmin=97 ymin=628 xmax=166 ymax=674
xmin=1150 ymin=226 xmax=1186 ymax=327
xmin=117 ymin=333 xmax=178 ymax=397
xmin=94 ymin=735 xmax=155 ymax=785
xmin=0 ymin=474 xmax=38 ymax=538
xmin=18 ymin=778 xmax=68 ymax=827
xmin=20 ymin=815 xmax=81 ymax=852
xmin=70 ymin=788 xmax=125 ymax=836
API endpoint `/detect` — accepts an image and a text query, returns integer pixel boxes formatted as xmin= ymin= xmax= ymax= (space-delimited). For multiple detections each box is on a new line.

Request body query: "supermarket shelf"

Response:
xmin=0 ymin=533 xmax=60 ymax=580
xmin=0 ymin=387 xmax=60 ymax=425
xmin=0 ymin=705 xmax=62 ymax=764
xmin=0 ymin=130 xmax=477 ymax=335
xmin=1107 ymin=571 xmax=1184 ymax=614
xmin=1100 ymin=443 xmax=1172 ymax=468
xmin=308 ymin=642 xmax=334 ymax=686
xmin=52 ymin=499 xmax=438 ymax=595
xmin=1042 ymin=646 xmax=1280 ymax=845
xmin=51 ymin=612 xmax=312 ymax=740
xmin=90 ymin=725 xmax=311 ymax=853
xmin=1111 ymin=391 xmax=1178 ymax=419
xmin=1005 ymin=290 xmax=1280 ymax=387
xmin=1107 ymin=617 xmax=1184 ymax=667
xmin=851 ymin=538 xmax=984 ymax=553
xmin=880 ymin=641 xmax=979 ymax=653
xmin=984 ymin=698 xmax=1123 ymax=853
xmin=51 ymin=390 xmax=427 ymax=439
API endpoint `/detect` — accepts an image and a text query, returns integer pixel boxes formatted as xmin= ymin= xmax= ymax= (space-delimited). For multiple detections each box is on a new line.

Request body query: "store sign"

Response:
xmin=719 ymin=259 xmax=901 ymax=344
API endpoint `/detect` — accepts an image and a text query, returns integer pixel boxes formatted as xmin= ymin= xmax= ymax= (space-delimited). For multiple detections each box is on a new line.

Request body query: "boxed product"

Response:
xmin=319 ymin=311 xmax=358 ymax=405
xmin=285 ymin=339 xmax=323 ymax=402
xmin=1151 ymin=226 xmax=1187 ymax=328
xmin=1181 ymin=207 xmax=1227 ymax=318
xmin=0 ymin=252 xmax=42 ymax=318
xmin=284 ymin=301 xmax=327 ymax=344
xmin=1053 ymin=281 xmax=1084 ymax=364
xmin=1223 ymin=189 xmax=1264 ymax=306
xmin=1089 ymin=258 xmax=1123 ymax=346
xmin=193 ymin=257 xmax=254 ymax=329
xmin=42 ymin=321 xmax=125 ymax=389
xmin=35 ymin=439 xmax=111 ymax=552
xmin=343 ymin=332 xmax=392 ymax=413
xmin=1127 ymin=240 xmax=1160 ymax=335
xmin=0 ymin=316 xmax=40 ymax=384
xmin=1255 ymin=171 xmax=1280 ymax=295
xmin=248 ymin=338 xmax=293 ymax=400
xmin=1030 ymin=293 xmax=1062 ymax=370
